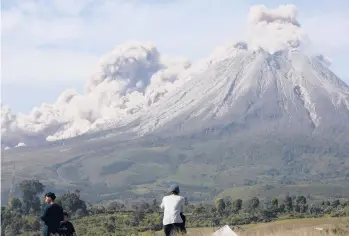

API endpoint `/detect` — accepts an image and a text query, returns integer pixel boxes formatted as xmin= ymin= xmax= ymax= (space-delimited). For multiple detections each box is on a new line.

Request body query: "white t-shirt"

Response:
xmin=160 ymin=194 xmax=185 ymax=225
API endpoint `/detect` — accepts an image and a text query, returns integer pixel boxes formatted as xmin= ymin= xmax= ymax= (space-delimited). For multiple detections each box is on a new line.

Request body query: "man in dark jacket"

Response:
xmin=41 ymin=192 xmax=64 ymax=236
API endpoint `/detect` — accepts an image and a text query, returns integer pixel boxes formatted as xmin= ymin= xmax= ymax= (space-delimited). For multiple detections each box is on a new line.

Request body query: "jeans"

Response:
xmin=164 ymin=223 xmax=186 ymax=236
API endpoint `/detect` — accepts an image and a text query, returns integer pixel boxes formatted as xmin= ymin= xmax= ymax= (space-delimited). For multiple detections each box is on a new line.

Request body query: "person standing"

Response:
xmin=41 ymin=192 xmax=64 ymax=236
xmin=60 ymin=212 xmax=76 ymax=236
xmin=160 ymin=185 xmax=186 ymax=236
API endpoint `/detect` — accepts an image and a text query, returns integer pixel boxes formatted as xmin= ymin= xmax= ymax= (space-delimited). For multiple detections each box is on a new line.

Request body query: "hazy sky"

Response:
xmin=2 ymin=0 xmax=349 ymax=113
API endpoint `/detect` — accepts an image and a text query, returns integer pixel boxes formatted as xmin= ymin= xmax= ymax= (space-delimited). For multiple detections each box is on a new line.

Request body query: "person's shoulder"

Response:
xmin=53 ymin=203 xmax=63 ymax=210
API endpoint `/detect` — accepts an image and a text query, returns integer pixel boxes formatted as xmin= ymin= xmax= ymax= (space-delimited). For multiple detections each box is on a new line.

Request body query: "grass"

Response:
xmin=239 ymin=218 xmax=349 ymax=236
xmin=151 ymin=218 xmax=349 ymax=236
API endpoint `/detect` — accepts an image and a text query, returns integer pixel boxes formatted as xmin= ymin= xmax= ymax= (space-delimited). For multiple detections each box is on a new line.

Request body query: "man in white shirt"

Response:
xmin=160 ymin=184 xmax=186 ymax=235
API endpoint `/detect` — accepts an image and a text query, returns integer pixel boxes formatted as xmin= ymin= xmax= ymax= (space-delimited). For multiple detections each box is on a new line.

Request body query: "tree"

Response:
xmin=270 ymin=197 xmax=279 ymax=211
xmin=259 ymin=209 xmax=277 ymax=220
xmin=5 ymin=213 xmax=23 ymax=236
xmin=300 ymin=204 xmax=308 ymax=213
xmin=22 ymin=220 xmax=32 ymax=232
xmin=56 ymin=191 xmax=87 ymax=216
xmin=296 ymin=196 xmax=307 ymax=205
xmin=341 ymin=200 xmax=349 ymax=208
xmin=140 ymin=202 xmax=150 ymax=211
xmin=9 ymin=197 xmax=22 ymax=213
xmin=30 ymin=196 xmax=42 ymax=213
xmin=107 ymin=201 xmax=123 ymax=212
xmin=152 ymin=199 xmax=159 ymax=211
xmin=2 ymin=208 xmax=11 ymax=234
xmin=294 ymin=204 xmax=301 ymax=213
xmin=332 ymin=200 xmax=340 ymax=208
xmin=309 ymin=204 xmax=323 ymax=215
xmin=6 ymin=222 xmax=22 ymax=236
xmin=284 ymin=196 xmax=293 ymax=212
xmin=19 ymin=180 xmax=45 ymax=214
xmin=215 ymin=198 xmax=226 ymax=214
xmin=233 ymin=199 xmax=243 ymax=213
xmin=295 ymin=196 xmax=307 ymax=213
xmin=225 ymin=200 xmax=232 ymax=212
xmin=278 ymin=203 xmax=285 ymax=213
xmin=248 ymin=197 xmax=260 ymax=212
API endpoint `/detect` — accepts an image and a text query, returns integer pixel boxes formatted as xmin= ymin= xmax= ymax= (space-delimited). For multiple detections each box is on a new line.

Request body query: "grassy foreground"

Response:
xmin=149 ymin=217 xmax=349 ymax=236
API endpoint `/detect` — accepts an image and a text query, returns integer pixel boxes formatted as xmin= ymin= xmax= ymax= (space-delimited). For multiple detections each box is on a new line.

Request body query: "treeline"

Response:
xmin=71 ymin=194 xmax=349 ymax=235
xmin=2 ymin=179 xmax=349 ymax=236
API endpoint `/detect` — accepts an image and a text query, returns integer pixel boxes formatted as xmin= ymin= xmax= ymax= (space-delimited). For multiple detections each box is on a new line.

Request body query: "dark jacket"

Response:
xmin=60 ymin=221 xmax=76 ymax=236
xmin=41 ymin=203 xmax=64 ymax=236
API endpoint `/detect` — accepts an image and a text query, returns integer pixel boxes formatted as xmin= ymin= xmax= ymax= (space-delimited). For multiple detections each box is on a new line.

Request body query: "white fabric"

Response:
xmin=213 ymin=225 xmax=238 ymax=236
xmin=160 ymin=194 xmax=185 ymax=225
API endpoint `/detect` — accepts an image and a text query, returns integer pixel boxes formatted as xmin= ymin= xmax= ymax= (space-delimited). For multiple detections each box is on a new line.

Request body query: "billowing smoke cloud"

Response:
xmin=246 ymin=4 xmax=307 ymax=53
xmin=1 ymin=103 xmax=19 ymax=148
xmin=2 ymin=5 xmax=327 ymax=148
xmin=1 ymin=42 xmax=191 ymax=148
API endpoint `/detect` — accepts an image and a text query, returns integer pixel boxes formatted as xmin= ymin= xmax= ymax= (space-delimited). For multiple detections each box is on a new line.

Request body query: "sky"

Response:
xmin=2 ymin=0 xmax=349 ymax=113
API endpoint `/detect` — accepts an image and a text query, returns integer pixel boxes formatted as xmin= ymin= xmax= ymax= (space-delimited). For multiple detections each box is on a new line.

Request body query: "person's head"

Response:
xmin=44 ymin=192 xmax=56 ymax=204
xmin=168 ymin=184 xmax=180 ymax=195
xmin=63 ymin=212 xmax=69 ymax=222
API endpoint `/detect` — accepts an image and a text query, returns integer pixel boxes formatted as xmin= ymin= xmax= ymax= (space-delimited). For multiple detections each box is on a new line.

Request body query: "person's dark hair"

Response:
xmin=168 ymin=184 xmax=180 ymax=195
xmin=63 ymin=212 xmax=69 ymax=217
xmin=45 ymin=192 xmax=56 ymax=200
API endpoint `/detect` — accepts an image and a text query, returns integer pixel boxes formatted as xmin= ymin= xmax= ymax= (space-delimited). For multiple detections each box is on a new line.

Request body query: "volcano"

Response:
xmin=136 ymin=45 xmax=349 ymax=138
xmin=2 ymin=5 xmax=349 ymax=204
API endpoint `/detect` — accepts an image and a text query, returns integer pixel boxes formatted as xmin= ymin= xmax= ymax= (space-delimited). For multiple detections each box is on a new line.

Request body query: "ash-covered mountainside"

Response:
xmin=136 ymin=46 xmax=349 ymax=137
